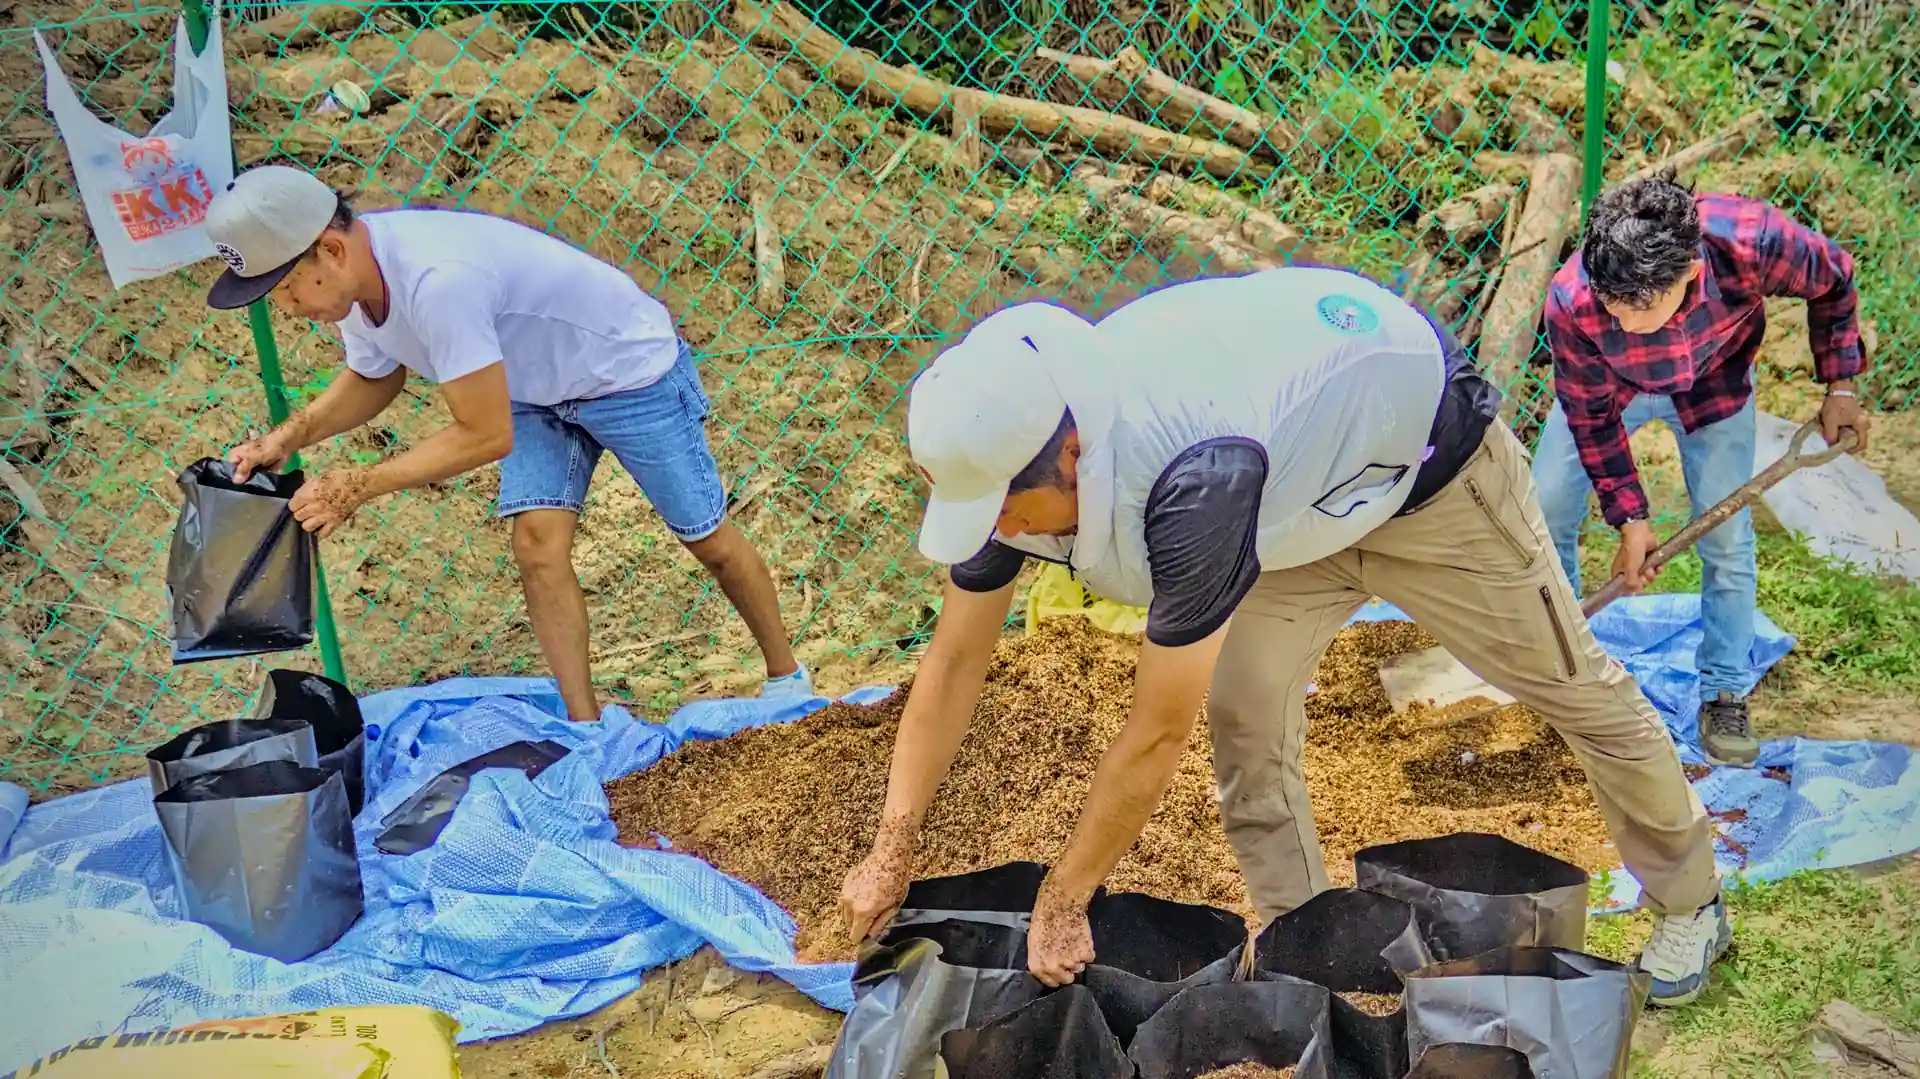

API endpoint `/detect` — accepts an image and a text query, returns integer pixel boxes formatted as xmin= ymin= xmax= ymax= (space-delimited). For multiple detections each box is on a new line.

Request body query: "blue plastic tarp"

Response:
xmin=1 ymin=595 xmax=1916 ymax=1070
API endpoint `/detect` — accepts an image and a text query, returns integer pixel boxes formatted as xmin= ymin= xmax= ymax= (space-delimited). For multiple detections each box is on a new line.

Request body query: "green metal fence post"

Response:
xmin=184 ymin=0 xmax=348 ymax=684
xmin=1582 ymin=0 xmax=1612 ymax=219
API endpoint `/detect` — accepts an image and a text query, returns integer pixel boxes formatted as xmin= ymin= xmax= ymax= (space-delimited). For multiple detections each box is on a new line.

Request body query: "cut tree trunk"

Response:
xmin=1033 ymin=45 xmax=1295 ymax=159
xmin=1621 ymin=110 xmax=1770 ymax=184
xmin=1479 ymin=152 xmax=1581 ymax=403
xmin=732 ymin=2 xmax=1261 ymax=181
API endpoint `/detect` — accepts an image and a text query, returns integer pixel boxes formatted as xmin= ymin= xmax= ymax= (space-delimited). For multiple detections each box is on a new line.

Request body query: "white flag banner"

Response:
xmin=34 ymin=12 xmax=234 ymax=289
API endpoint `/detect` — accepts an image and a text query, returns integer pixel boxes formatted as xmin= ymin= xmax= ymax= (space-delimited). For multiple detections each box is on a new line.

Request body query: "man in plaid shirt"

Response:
xmin=1532 ymin=174 xmax=1871 ymax=767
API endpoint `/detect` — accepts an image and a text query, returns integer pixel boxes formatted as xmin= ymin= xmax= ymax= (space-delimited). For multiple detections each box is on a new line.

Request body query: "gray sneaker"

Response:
xmin=1700 ymin=692 xmax=1759 ymax=767
xmin=1637 ymin=894 xmax=1733 ymax=1006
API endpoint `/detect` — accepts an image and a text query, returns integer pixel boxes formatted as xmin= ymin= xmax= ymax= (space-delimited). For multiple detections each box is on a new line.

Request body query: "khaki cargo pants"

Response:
xmin=1209 ymin=421 xmax=1718 ymax=922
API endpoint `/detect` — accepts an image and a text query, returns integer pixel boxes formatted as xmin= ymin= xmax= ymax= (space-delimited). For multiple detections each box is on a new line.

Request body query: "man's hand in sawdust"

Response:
xmin=1028 ymin=881 xmax=1095 ymax=988
xmin=839 ymin=842 xmax=912 ymax=944
xmin=290 ymin=469 xmax=372 ymax=539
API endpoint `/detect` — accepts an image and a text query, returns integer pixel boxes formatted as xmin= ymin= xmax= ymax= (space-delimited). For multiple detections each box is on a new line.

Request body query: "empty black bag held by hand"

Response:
xmin=168 ymin=458 xmax=314 ymax=663
xmin=153 ymin=760 xmax=362 ymax=962
xmin=256 ymin=669 xmax=367 ymax=814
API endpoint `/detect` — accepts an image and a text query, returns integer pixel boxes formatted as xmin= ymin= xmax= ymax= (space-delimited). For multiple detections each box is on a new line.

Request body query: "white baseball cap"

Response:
xmin=908 ymin=302 xmax=1098 ymax=564
xmin=204 ymin=166 xmax=339 ymax=309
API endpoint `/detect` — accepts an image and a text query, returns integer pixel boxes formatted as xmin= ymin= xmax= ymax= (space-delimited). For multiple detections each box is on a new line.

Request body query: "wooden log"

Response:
xmin=1507 ymin=97 xmax=1574 ymax=155
xmin=750 ymin=188 xmax=785 ymax=315
xmin=1077 ymin=173 xmax=1272 ymax=273
xmin=1033 ymin=45 xmax=1295 ymax=158
xmin=1621 ymin=110 xmax=1770 ymax=184
xmin=1479 ymin=152 xmax=1581 ymax=402
xmin=1420 ymin=182 xmax=1519 ymax=245
xmin=1140 ymin=174 xmax=1305 ymax=258
xmin=951 ymin=89 xmax=983 ymax=173
xmin=1815 ymin=1001 xmax=1920 ymax=1076
xmin=732 ymin=1 xmax=1260 ymax=180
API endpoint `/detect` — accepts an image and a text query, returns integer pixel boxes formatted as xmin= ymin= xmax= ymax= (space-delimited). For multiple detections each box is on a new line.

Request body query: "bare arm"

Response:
xmin=1026 ymin=624 xmax=1229 ymax=985
xmin=839 ymin=576 xmax=1013 ymax=939
xmin=1047 ymin=625 xmax=1228 ymax=902
xmin=357 ymin=362 xmax=513 ymax=499
xmin=232 ymin=368 xmax=406 ymax=481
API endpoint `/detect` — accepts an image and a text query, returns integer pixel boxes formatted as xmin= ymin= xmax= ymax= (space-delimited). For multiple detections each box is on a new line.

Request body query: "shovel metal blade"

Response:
xmin=1378 ymin=645 xmax=1517 ymax=719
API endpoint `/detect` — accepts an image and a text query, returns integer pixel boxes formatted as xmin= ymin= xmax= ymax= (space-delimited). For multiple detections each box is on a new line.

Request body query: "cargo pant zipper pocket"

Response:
xmin=1465 ymin=478 xmax=1534 ymax=566
xmin=1540 ymin=585 xmax=1577 ymax=679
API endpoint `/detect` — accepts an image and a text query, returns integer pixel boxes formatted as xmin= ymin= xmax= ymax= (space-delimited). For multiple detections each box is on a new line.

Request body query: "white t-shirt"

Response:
xmin=338 ymin=210 xmax=677 ymax=406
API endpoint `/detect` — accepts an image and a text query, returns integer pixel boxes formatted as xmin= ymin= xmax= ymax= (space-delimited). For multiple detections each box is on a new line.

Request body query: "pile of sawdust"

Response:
xmin=1196 ymin=1065 xmax=1294 ymax=1079
xmin=1337 ymin=991 xmax=1404 ymax=1017
xmin=607 ymin=618 xmax=1616 ymax=959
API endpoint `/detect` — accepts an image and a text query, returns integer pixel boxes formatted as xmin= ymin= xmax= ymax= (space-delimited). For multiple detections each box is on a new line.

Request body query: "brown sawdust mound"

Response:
xmin=1337 ymin=991 xmax=1404 ymax=1017
xmin=1196 ymin=1065 xmax=1294 ymax=1079
xmin=607 ymin=617 xmax=1616 ymax=960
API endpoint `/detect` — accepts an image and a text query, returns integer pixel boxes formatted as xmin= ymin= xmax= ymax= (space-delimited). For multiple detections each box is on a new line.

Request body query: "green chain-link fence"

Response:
xmin=2 ymin=0 xmax=1916 ymax=794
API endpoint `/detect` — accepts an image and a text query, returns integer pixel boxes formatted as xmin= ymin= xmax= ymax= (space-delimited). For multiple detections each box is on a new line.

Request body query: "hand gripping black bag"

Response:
xmin=1354 ymin=833 xmax=1589 ymax=961
xmin=827 ymin=918 xmax=1044 ymax=1079
xmin=168 ymin=459 xmax=314 ymax=663
xmin=145 ymin=718 xmax=318 ymax=797
xmin=1127 ymin=975 xmax=1336 ymax=1079
xmin=153 ymin=761 xmax=362 ymax=962
xmin=1249 ymin=887 xmax=1434 ymax=1079
xmin=1404 ymin=947 xmax=1650 ymax=1079
xmin=256 ymin=669 xmax=367 ymax=815
xmin=941 ymin=986 xmax=1133 ymax=1079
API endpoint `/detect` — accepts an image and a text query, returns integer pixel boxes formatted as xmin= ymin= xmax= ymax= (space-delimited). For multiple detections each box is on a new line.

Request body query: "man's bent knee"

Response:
xmin=512 ymin=514 xmax=576 ymax=575
xmin=682 ymin=522 xmax=741 ymax=572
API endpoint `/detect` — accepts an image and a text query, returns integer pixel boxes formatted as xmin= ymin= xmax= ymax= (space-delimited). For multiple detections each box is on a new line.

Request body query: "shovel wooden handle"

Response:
xmin=1579 ymin=419 xmax=1857 ymax=618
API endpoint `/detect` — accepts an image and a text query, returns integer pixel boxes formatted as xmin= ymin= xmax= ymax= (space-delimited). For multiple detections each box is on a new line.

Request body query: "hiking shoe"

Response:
xmin=759 ymin=662 xmax=815 ymax=700
xmin=1636 ymin=894 xmax=1732 ymax=1007
xmin=1700 ymin=692 xmax=1759 ymax=767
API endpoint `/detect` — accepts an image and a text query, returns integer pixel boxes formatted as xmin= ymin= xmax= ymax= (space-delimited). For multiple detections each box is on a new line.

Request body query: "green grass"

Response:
xmin=1579 ymin=519 xmax=1920 ymax=691
xmin=1584 ymin=866 xmax=1920 ymax=1077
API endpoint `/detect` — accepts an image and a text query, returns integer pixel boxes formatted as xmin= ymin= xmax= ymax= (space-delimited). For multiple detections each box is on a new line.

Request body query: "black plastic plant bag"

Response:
xmin=153 ymin=760 xmax=362 ymax=963
xmin=1127 ymin=975 xmax=1335 ymax=1079
xmin=256 ymin=668 xmax=367 ymax=815
xmin=1408 ymin=1043 xmax=1536 ymax=1078
xmin=1250 ymin=887 xmax=1435 ymax=1079
xmin=1354 ymin=833 xmax=1589 ymax=961
xmin=887 ymin=860 xmax=1058 ymax=933
xmin=144 ymin=718 xmax=317 ymax=797
xmin=168 ymin=459 xmax=314 ymax=664
xmin=375 ymin=739 xmax=571 ymax=855
xmin=941 ymin=986 xmax=1132 ymax=1079
xmin=1404 ymin=947 xmax=1650 ymax=1079
xmin=1081 ymin=891 xmax=1248 ymax=1046
xmin=828 ymin=919 xmax=1043 ymax=1079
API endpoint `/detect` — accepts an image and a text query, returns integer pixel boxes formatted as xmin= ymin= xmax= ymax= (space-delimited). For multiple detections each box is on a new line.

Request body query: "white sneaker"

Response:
xmin=759 ymin=662 xmax=814 ymax=700
xmin=1636 ymin=894 xmax=1732 ymax=1006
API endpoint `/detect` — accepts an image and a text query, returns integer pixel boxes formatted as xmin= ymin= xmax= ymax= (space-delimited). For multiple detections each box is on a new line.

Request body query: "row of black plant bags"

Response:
xmin=145 ymin=670 xmax=367 ymax=963
xmin=827 ymin=834 xmax=1650 ymax=1079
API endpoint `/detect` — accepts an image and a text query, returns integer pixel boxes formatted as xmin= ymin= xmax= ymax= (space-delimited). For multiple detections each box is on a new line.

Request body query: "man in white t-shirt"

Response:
xmin=201 ymin=166 xmax=812 ymax=718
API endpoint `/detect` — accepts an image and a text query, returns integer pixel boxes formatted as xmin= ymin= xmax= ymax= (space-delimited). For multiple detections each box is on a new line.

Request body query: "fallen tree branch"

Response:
xmin=1420 ymin=181 xmax=1519 ymax=246
xmin=1621 ymin=109 xmax=1770 ymax=184
xmin=0 ymin=455 xmax=143 ymax=649
xmin=1077 ymin=172 xmax=1273 ymax=273
xmin=1816 ymin=1001 xmax=1920 ymax=1076
xmin=1140 ymin=175 xmax=1305 ymax=258
xmin=1033 ymin=45 xmax=1295 ymax=159
xmin=732 ymin=1 xmax=1261 ymax=180
xmin=1459 ymin=184 xmax=1531 ymax=344
xmin=750 ymin=187 xmax=785 ymax=315
xmin=1480 ymin=152 xmax=1581 ymax=404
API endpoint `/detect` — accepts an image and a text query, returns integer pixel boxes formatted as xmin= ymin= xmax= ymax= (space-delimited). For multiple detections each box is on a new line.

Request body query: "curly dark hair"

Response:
xmin=1581 ymin=171 xmax=1701 ymax=309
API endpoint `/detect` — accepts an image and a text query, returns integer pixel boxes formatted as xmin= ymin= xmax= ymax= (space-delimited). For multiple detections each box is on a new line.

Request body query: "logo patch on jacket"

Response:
xmin=1317 ymin=293 xmax=1379 ymax=335
xmin=1313 ymin=463 xmax=1409 ymax=518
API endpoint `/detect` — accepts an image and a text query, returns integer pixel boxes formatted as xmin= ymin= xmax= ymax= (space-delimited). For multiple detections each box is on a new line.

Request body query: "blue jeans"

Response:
xmin=497 ymin=341 xmax=727 ymax=541
xmin=1531 ymin=396 xmax=1757 ymax=700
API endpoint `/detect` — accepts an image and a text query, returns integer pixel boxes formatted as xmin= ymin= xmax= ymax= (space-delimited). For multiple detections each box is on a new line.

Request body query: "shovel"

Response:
xmin=1378 ymin=419 xmax=1858 ymax=720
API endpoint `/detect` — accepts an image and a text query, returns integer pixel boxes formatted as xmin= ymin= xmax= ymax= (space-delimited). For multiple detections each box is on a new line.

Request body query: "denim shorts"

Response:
xmin=497 ymin=341 xmax=727 ymax=541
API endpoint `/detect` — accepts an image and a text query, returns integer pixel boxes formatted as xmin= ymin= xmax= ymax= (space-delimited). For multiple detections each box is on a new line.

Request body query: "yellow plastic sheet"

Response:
xmin=14 ymin=1005 xmax=460 ymax=1079
xmin=1024 ymin=563 xmax=1147 ymax=636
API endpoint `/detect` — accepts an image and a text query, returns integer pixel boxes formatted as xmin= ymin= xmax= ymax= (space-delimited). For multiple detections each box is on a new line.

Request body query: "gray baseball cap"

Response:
xmin=204 ymin=166 xmax=338 ymax=309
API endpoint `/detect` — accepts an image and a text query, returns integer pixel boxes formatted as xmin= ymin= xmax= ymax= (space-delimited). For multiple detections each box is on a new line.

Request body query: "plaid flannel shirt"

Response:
xmin=1545 ymin=193 xmax=1864 ymax=526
